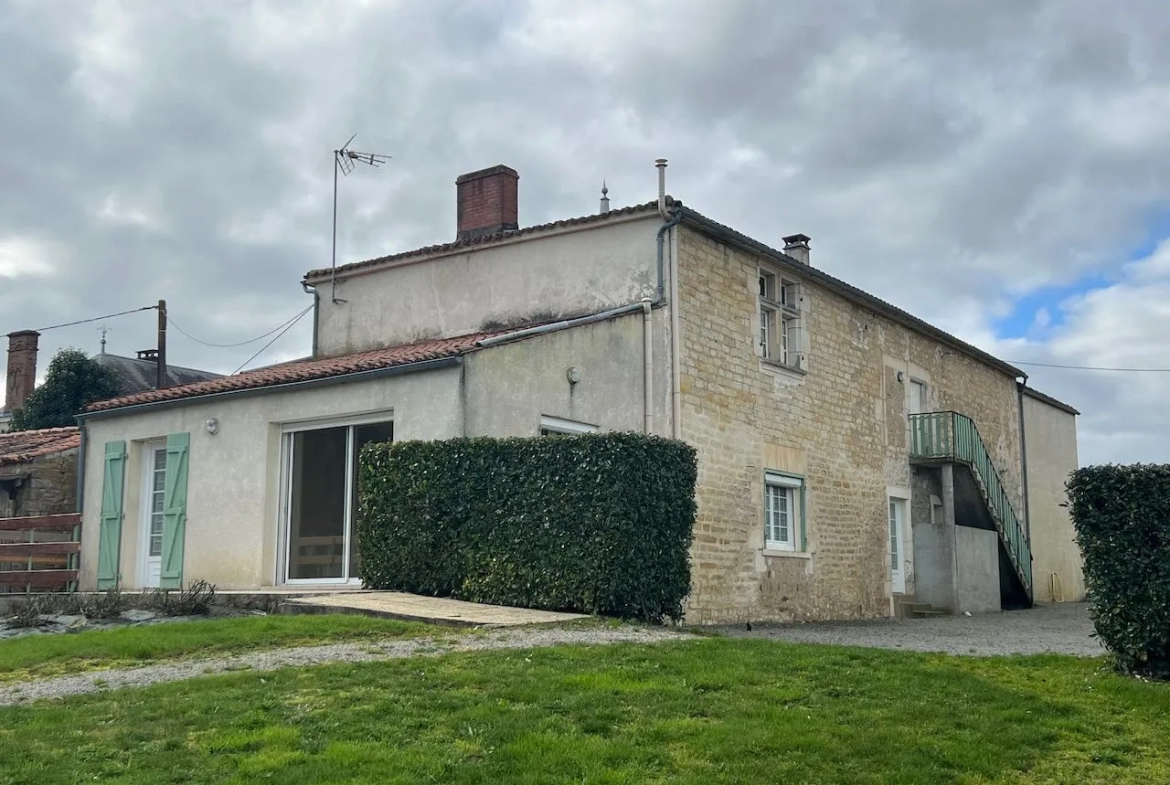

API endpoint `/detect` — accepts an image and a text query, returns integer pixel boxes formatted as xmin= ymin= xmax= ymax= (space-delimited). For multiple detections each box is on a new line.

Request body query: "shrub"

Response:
xmin=1067 ymin=465 xmax=1170 ymax=679
xmin=358 ymin=433 xmax=697 ymax=623
xmin=144 ymin=580 xmax=217 ymax=616
xmin=5 ymin=595 xmax=55 ymax=628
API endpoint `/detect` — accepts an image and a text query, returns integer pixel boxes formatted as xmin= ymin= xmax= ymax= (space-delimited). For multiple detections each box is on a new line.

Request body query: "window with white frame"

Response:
xmin=539 ymin=415 xmax=598 ymax=436
xmin=764 ymin=471 xmax=805 ymax=552
xmin=758 ymin=269 xmax=804 ymax=369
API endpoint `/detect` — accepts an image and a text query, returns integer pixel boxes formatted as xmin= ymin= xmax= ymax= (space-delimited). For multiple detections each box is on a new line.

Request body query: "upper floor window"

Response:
xmin=759 ymin=269 xmax=804 ymax=369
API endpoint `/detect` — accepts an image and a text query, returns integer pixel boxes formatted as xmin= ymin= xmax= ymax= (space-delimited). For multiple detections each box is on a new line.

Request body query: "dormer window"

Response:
xmin=758 ymin=269 xmax=804 ymax=369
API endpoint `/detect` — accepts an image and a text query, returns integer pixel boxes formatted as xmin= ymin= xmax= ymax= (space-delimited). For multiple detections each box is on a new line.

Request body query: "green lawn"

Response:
xmin=2 ymin=637 xmax=1168 ymax=784
xmin=0 ymin=614 xmax=432 ymax=683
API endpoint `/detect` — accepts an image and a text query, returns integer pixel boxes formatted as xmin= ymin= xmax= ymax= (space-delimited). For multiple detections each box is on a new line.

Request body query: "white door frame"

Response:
xmin=277 ymin=413 xmax=392 ymax=586
xmin=888 ymin=494 xmax=908 ymax=595
xmin=138 ymin=441 xmax=167 ymax=588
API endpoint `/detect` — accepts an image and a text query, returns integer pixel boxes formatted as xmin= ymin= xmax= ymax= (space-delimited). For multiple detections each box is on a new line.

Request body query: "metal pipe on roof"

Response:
xmin=474 ymin=303 xmax=646 ymax=349
xmin=656 ymin=159 xmax=669 ymax=219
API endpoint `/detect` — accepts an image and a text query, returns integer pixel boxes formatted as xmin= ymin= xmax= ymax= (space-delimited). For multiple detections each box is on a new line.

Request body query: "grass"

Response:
xmin=0 ymin=614 xmax=434 ymax=683
xmin=2 ymin=637 xmax=1168 ymax=783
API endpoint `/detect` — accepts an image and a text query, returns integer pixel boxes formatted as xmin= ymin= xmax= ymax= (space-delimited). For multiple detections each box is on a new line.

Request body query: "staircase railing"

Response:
xmin=909 ymin=412 xmax=1032 ymax=599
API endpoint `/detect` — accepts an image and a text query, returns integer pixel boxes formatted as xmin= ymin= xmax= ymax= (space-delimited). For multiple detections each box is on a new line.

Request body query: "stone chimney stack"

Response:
xmin=456 ymin=165 xmax=519 ymax=241
xmin=4 ymin=330 xmax=39 ymax=413
xmin=783 ymin=233 xmax=811 ymax=265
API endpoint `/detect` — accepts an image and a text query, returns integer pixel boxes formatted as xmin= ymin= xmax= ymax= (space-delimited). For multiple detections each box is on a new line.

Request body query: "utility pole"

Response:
xmin=156 ymin=299 xmax=167 ymax=390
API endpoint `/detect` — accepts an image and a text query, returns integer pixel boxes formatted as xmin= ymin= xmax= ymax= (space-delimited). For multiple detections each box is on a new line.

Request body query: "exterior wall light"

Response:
xmin=205 ymin=417 xmax=219 ymax=435
xmin=567 ymin=367 xmax=582 ymax=384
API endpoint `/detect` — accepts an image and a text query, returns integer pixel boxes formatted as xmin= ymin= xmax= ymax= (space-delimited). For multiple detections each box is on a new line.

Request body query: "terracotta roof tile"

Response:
xmin=85 ymin=331 xmax=503 ymax=414
xmin=0 ymin=427 xmax=81 ymax=466
xmin=303 ymin=200 xmax=664 ymax=281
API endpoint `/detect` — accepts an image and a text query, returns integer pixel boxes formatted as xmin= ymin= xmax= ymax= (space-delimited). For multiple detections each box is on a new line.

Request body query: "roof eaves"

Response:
xmin=1020 ymin=384 xmax=1080 ymax=416
xmin=678 ymin=208 xmax=1025 ymax=380
xmin=80 ymin=355 xmax=465 ymax=420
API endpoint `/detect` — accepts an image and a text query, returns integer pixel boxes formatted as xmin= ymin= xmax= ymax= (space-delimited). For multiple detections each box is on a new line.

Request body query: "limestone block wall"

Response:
xmin=675 ymin=227 xmax=1023 ymax=623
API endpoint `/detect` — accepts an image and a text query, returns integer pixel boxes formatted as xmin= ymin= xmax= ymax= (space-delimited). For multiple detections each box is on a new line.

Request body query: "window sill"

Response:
xmin=762 ymin=549 xmax=812 ymax=559
xmin=760 ymin=359 xmax=807 ymax=378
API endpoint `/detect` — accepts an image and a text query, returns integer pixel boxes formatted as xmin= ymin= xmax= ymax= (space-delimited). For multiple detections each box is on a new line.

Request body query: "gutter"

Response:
xmin=1017 ymin=376 xmax=1031 ymax=540
xmin=74 ymin=421 xmax=86 ymax=515
xmin=301 ymin=282 xmax=320 ymax=357
xmin=78 ymin=356 xmax=463 ymax=421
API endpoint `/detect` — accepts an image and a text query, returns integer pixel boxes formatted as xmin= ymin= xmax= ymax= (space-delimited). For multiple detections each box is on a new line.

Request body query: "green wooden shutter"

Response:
xmin=159 ymin=432 xmax=190 ymax=589
xmin=97 ymin=440 xmax=127 ymax=589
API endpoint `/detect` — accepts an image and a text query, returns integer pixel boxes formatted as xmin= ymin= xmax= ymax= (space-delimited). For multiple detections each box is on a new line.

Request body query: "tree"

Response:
xmin=9 ymin=349 xmax=124 ymax=431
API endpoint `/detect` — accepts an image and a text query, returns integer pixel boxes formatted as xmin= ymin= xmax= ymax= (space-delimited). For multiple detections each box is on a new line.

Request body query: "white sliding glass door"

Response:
xmin=282 ymin=418 xmax=392 ymax=584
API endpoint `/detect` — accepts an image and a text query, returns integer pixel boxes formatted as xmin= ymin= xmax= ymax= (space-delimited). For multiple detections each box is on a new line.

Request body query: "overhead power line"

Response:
xmin=167 ymin=307 xmax=313 ymax=348
xmin=32 ymin=305 xmax=157 ymax=333
xmin=1009 ymin=359 xmax=1170 ymax=372
xmin=231 ymin=305 xmax=313 ymax=375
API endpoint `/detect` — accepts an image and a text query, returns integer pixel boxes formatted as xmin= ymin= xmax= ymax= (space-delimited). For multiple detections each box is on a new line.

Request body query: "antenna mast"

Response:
xmin=331 ymin=134 xmax=391 ymax=303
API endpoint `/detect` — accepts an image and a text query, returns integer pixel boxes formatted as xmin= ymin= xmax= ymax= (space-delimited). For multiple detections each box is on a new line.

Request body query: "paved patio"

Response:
xmin=716 ymin=602 xmax=1104 ymax=657
xmin=280 ymin=591 xmax=588 ymax=627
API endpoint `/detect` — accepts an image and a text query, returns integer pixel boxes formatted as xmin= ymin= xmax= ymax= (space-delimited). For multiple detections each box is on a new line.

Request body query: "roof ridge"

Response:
xmin=304 ymin=199 xmax=669 ymax=282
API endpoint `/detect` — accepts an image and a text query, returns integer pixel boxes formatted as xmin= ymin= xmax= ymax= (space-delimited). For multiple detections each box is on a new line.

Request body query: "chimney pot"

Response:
xmin=4 ymin=330 xmax=40 ymax=414
xmin=456 ymin=165 xmax=519 ymax=241
xmin=783 ymin=233 xmax=811 ymax=265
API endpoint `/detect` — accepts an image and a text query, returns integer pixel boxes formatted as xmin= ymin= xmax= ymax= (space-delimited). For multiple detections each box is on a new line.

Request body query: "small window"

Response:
xmin=539 ymin=416 xmax=598 ymax=436
xmin=764 ymin=471 xmax=805 ymax=552
xmin=759 ymin=268 xmax=804 ymax=369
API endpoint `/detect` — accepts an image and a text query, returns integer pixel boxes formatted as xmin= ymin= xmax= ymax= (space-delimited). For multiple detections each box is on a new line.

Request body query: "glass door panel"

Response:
xmin=287 ymin=426 xmax=348 ymax=580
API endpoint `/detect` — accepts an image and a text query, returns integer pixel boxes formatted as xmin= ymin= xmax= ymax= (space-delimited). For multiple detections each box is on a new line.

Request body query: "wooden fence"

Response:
xmin=0 ymin=513 xmax=81 ymax=593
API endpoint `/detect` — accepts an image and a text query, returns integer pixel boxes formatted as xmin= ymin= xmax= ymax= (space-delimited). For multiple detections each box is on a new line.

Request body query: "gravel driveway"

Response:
xmin=717 ymin=602 xmax=1104 ymax=657
xmin=0 ymin=626 xmax=688 ymax=706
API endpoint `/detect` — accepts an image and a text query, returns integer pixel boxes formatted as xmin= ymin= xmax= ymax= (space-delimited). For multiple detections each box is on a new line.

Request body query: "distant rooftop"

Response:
xmin=0 ymin=427 xmax=80 ymax=466
xmin=95 ymin=353 xmax=222 ymax=395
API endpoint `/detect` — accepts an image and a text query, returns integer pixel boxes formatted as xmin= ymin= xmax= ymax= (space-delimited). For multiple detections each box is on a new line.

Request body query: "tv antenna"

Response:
xmin=331 ymin=134 xmax=391 ymax=303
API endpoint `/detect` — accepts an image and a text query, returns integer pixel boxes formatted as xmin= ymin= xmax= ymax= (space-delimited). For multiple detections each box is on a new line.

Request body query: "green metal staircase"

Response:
xmin=909 ymin=412 xmax=1033 ymax=603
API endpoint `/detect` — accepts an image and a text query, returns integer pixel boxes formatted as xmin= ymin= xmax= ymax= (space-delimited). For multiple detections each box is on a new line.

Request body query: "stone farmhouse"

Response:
xmin=75 ymin=162 xmax=1083 ymax=622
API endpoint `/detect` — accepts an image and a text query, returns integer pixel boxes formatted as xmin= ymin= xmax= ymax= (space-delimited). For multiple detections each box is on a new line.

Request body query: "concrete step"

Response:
xmin=911 ymin=608 xmax=947 ymax=618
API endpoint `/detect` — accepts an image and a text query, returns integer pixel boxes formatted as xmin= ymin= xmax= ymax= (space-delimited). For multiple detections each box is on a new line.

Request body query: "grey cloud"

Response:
xmin=2 ymin=0 xmax=1169 ymax=465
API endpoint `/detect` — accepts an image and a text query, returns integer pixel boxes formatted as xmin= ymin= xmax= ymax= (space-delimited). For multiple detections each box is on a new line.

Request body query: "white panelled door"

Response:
xmin=139 ymin=445 xmax=167 ymax=588
xmin=888 ymin=498 xmax=906 ymax=594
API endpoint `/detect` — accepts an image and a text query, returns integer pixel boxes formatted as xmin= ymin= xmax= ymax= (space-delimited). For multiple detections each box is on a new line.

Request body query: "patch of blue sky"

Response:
xmin=994 ymin=209 xmax=1170 ymax=340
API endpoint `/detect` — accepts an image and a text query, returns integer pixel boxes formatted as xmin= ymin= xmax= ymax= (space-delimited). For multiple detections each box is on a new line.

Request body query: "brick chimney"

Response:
xmin=4 ymin=330 xmax=39 ymax=413
xmin=456 ymin=165 xmax=519 ymax=241
xmin=783 ymin=233 xmax=811 ymax=265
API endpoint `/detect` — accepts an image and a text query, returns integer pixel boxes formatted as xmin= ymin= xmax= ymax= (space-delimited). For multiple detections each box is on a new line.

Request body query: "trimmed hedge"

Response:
xmin=357 ymin=433 xmax=698 ymax=623
xmin=1067 ymin=465 xmax=1170 ymax=679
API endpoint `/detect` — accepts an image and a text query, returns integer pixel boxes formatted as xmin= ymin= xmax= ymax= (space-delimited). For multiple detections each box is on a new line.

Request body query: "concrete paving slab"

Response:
xmin=281 ymin=591 xmax=588 ymax=627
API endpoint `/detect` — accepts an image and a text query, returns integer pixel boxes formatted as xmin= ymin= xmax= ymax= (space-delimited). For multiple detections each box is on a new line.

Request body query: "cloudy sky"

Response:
xmin=2 ymin=0 xmax=1168 ymax=465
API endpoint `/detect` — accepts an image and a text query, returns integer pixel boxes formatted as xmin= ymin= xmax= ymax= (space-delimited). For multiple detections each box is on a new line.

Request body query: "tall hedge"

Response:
xmin=357 ymin=433 xmax=698 ymax=623
xmin=1067 ymin=465 xmax=1170 ymax=679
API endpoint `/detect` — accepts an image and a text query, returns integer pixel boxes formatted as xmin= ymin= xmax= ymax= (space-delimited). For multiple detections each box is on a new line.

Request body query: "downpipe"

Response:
xmin=642 ymin=298 xmax=653 ymax=433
